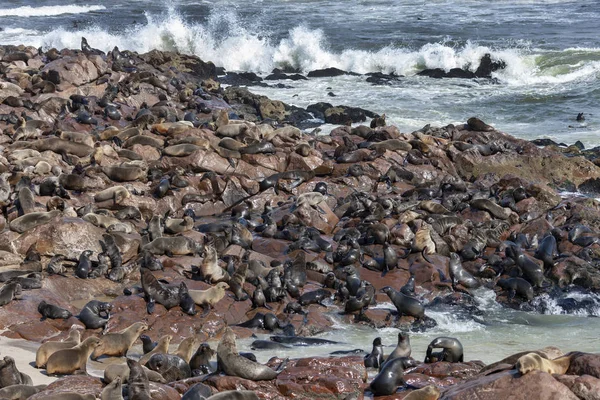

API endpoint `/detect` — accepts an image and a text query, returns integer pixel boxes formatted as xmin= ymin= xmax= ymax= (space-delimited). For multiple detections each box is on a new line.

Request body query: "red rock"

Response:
xmin=554 ymin=374 xmax=600 ymax=400
xmin=567 ymin=353 xmax=600 ymax=378
xmin=440 ymin=370 xmax=578 ymax=400
xmin=30 ymin=376 xmax=103 ymax=399
xmin=410 ymin=361 xmax=484 ymax=380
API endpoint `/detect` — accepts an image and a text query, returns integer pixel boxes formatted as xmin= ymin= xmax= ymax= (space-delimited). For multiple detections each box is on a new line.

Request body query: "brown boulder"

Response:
xmin=42 ymin=54 xmax=99 ymax=88
xmin=440 ymin=370 xmax=578 ymax=400
xmin=567 ymin=353 xmax=600 ymax=378
xmin=555 ymin=374 xmax=600 ymax=400
xmin=14 ymin=217 xmax=105 ymax=261
xmin=30 ymin=375 xmax=103 ymax=399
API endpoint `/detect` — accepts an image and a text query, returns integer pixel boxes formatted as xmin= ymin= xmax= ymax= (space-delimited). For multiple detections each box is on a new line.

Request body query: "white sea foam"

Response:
xmin=7 ymin=5 xmax=595 ymax=88
xmin=0 ymin=5 xmax=106 ymax=17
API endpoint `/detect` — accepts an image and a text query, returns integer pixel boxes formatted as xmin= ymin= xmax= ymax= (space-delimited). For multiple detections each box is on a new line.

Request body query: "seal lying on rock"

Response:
xmin=217 ymin=327 xmax=287 ymax=381
xmin=78 ymin=300 xmax=112 ymax=330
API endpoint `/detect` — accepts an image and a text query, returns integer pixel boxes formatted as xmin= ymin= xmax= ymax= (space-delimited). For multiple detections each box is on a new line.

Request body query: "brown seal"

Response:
xmin=46 ymin=336 xmax=102 ymax=375
xmin=9 ymin=210 xmax=61 ymax=233
xmin=91 ymin=322 xmax=148 ymax=360
xmin=217 ymin=327 xmax=287 ymax=381
xmin=127 ymin=358 xmax=151 ymax=400
xmin=188 ymin=282 xmax=229 ymax=313
xmin=101 ymin=376 xmax=122 ymax=400
xmin=174 ymin=336 xmax=201 ymax=363
xmin=199 ymin=243 xmax=229 ymax=283
xmin=94 ymin=186 xmax=131 ymax=205
xmin=103 ymin=363 xmax=166 ymax=384
xmin=139 ymin=334 xmax=172 ymax=365
xmin=39 ymin=394 xmax=96 ymax=400
xmin=36 ymin=329 xmax=82 ymax=368
xmin=516 ymin=353 xmax=571 ymax=375
xmin=403 ymin=385 xmax=441 ymax=400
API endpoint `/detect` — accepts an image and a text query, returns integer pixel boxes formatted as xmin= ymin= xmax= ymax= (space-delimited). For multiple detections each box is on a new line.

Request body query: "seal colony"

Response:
xmin=1 ymin=39 xmax=600 ymax=398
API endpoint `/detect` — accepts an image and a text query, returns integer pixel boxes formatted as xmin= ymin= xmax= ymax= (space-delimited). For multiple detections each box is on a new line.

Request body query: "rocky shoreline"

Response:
xmin=1 ymin=41 xmax=600 ymax=399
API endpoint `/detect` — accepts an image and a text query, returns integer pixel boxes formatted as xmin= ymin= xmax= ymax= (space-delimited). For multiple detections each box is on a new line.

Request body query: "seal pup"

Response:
xmin=38 ymin=300 xmax=72 ymax=320
xmin=139 ymin=334 xmax=172 ymax=365
xmin=0 ymin=282 xmax=21 ymax=306
xmin=46 ymin=336 xmax=102 ymax=375
xmin=78 ymin=300 xmax=112 ymax=330
xmin=127 ymin=358 xmax=151 ymax=400
xmin=380 ymin=287 xmax=425 ymax=320
xmin=140 ymin=335 xmax=157 ymax=354
xmin=190 ymin=343 xmax=215 ymax=374
xmin=0 ymin=356 xmax=33 ymax=386
xmin=146 ymin=353 xmax=191 ymax=382
xmin=101 ymin=376 xmax=123 ymax=400
xmin=217 ymin=327 xmax=287 ymax=381
xmin=75 ymin=250 xmax=93 ymax=279
xmin=364 ymin=337 xmax=385 ymax=369
xmin=425 ymin=337 xmax=463 ymax=363
xmin=91 ymin=322 xmax=148 ymax=360
xmin=36 ymin=329 xmax=81 ymax=368
xmin=229 ymin=262 xmax=249 ymax=301
xmin=179 ymin=282 xmax=197 ymax=316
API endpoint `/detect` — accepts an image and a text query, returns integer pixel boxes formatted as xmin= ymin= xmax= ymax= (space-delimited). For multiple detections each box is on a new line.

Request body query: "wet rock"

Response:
xmin=307 ymin=68 xmax=349 ymax=78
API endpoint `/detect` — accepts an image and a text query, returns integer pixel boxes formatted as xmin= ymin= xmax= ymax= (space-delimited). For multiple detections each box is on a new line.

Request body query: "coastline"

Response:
xmin=1 ymin=42 xmax=600 ymax=398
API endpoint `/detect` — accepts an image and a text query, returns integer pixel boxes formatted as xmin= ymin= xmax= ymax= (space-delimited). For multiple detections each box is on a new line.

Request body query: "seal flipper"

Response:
xmin=317 ymin=205 xmax=327 ymax=215
xmin=146 ymin=296 xmax=155 ymax=314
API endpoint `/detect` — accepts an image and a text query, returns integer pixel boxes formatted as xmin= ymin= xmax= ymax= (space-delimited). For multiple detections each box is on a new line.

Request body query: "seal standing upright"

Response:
xmin=46 ymin=336 xmax=102 ymax=375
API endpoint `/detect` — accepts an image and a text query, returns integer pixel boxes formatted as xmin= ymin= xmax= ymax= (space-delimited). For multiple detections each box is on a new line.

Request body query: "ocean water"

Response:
xmin=2 ymin=0 xmax=600 ymax=362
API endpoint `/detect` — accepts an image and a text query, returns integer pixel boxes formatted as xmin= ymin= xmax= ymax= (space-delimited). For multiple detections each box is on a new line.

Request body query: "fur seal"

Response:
xmin=403 ymin=385 xmax=441 ymax=400
xmin=199 ymin=243 xmax=229 ymax=283
xmin=164 ymin=216 xmax=194 ymax=234
xmin=139 ymin=334 xmax=172 ymax=366
xmin=425 ymin=337 xmax=463 ymax=363
xmin=516 ymin=353 xmax=570 ymax=375
xmin=467 ymin=117 xmax=494 ymax=132
xmin=217 ymin=327 xmax=287 ymax=380
xmin=0 ymin=384 xmax=48 ymax=399
xmin=78 ymin=300 xmax=112 ymax=330
xmin=269 ymin=336 xmax=339 ymax=346
xmin=35 ymin=393 xmax=95 ymax=400
xmin=175 ymin=336 xmax=201 ymax=363
xmin=146 ymin=353 xmax=191 ymax=382
xmin=179 ymin=282 xmax=197 ymax=316
xmin=364 ymin=337 xmax=385 ymax=369
xmin=94 ymin=186 xmax=130 ymax=205
xmin=506 ymin=245 xmax=545 ymax=287
xmin=387 ymin=332 xmax=411 ymax=362
xmin=142 ymin=236 xmax=202 ymax=256
xmin=448 ymin=253 xmax=480 ymax=289
xmin=46 ymin=336 xmax=102 ymax=375
xmin=205 ymin=391 xmax=260 ymax=400
xmin=0 ymin=356 xmax=32 ymax=387
xmin=380 ymin=287 xmax=425 ymax=319
xmin=103 ymin=363 xmax=165 ymax=384
xmin=190 ymin=343 xmax=215 ymax=373
xmin=75 ymin=250 xmax=93 ymax=279
xmin=369 ymin=356 xmax=409 ymax=396
xmin=0 ymin=282 xmax=21 ymax=306
xmin=35 ymin=329 xmax=81 ymax=368
xmin=101 ymin=376 xmax=123 ymax=400
xmin=141 ymin=269 xmax=181 ymax=310
xmin=180 ymin=383 xmax=212 ymax=400
xmin=91 ymin=322 xmax=148 ymax=360
xmin=497 ymin=277 xmax=534 ymax=301
xmin=9 ymin=210 xmax=60 ymax=233
xmin=188 ymin=282 xmax=229 ymax=315
xmin=140 ymin=335 xmax=157 ymax=354
xmin=102 ymin=164 xmax=146 ymax=182
xmin=127 ymin=358 xmax=151 ymax=400
xmin=38 ymin=300 xmax=72 ymax=320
